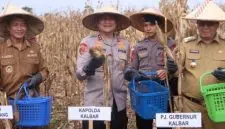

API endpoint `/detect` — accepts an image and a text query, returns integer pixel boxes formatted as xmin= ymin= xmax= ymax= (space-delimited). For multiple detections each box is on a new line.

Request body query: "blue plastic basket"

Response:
xmin=128 ymin=72 xmax=169 ymax=119
xmin=9 ymin=82 xmax=52 ymax=127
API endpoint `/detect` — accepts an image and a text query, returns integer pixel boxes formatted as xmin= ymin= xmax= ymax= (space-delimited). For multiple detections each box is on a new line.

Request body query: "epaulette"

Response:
xmin=183 ymin=36 xmax=197 ymax=43
xmin=88 ymin=34 xmax=97 ymax=38
xmin=82 ymin=34 xmax=98 ymax=42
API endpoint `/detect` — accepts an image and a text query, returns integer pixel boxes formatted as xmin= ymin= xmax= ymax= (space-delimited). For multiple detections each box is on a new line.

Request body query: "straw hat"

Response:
xmin=82 ymin=6 xmax=130 ymax=31
xmin=0 ymin=5 xmax=44 ymax=39
xmin=185 ymin=1 xmax=225 ymax=21
xmin=130 ymin=8 xmax=173 ymax=32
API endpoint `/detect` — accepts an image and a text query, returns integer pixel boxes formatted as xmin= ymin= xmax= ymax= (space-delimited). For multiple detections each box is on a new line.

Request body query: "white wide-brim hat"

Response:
xmin=185 ymin=1 xmax=225 ymax=21
xmin=82 ymin=6 xmax=130 ymax=31
xmin=130 ymin=8 xmax=173 ymax=32
xmin=0 ymin=5 xmax=44 ymax=39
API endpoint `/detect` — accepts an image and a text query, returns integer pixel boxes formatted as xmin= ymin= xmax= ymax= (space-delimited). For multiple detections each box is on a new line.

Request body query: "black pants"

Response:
xmin=136 ymin=100 xmax=172 ymax=129
xmin=136 ymin=77 xmax=177 ymax=129
xmin=136 ymin=114 xmax=153 ymax=129
xmin=169 ymin=77 xmax=178 ymax=96
xmin=136 ymin=89 xmax=173 ymax=129
xmin=82 ymin=100 xmax=128 ymax=129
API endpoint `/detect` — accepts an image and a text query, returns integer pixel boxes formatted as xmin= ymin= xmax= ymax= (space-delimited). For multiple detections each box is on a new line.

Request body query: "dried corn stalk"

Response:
xmin=89 ymin=46 xmax=111 ymax=129
xmin=156 ymin=22 xmax=174 ymax=60
xmin=156 ymin=20 xmax=174 ymax=113
xmin=160 ymin=0 xmax=188 ymax=114
xmin=174 ymin=0 xmax=188 ymax=113
xmin=103 ymin=55 xmax=111 ymax=129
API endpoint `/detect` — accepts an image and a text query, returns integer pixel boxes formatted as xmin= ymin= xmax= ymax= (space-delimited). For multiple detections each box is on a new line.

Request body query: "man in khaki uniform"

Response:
xmin=0 ymin=5 xmax=48 ymax=129
xmin=177 ymin=1 xmax=225 ymax=129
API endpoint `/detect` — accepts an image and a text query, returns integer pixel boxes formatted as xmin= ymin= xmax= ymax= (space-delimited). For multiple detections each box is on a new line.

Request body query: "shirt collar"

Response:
xmin=197 ymin=34 xmax=220 ymax=44
xmin=6 ymin=39 xmax=31 ymax=48
xmin=97 ymin=33 xmax=118 ymax=46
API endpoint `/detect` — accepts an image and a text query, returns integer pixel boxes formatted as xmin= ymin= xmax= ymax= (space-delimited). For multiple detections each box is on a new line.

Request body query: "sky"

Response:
xmin=0 ymin=0 xmax=224 ymax=15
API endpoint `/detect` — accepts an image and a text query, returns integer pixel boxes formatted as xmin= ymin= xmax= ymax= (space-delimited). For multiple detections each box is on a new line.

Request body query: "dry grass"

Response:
xmin=33 ymin=1 xmax=225 ymax=129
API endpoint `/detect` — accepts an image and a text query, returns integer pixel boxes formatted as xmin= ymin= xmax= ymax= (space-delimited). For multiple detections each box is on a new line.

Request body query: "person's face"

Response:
xmin=97 ymin=15 xmax=117 ymax=33
xmin=143 ymin=22 xmax=157 ymax=37
xmin=197 ymin=20 xmax=219 ymax=41
xmin=7 ymin=17 xmax=27 ymax=40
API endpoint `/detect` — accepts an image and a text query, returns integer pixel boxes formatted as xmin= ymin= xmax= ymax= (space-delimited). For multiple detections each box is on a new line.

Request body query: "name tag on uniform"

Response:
xmin=189 ymin=49 xmax=199 ymax=54
xmin=27 ymin=53 xmax=38 ymax=57
xmin=1 ymin=55 xmax=13 ymax=59
xmin=68 ymin=106 xmax=111 ymax=121
xmin=138 ymin=47 xmax=147 ymax=51
xmin=156 ymin=113 xmax=201 ymax=128
xmin=118 ymin=49 xmax=126 ymax=53
xmin=0 ymin=106 xmax=13 ymax=119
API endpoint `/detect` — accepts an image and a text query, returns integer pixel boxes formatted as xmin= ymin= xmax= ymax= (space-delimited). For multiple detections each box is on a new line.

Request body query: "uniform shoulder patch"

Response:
xmin=78 ymin=36 xmax=93 ymax=56
xmin=78 ymin=42 xmax=88 ymax=56
xmin=183 ymin=36 xmax=197 ymax=43
xmin=88 ymin=34 xmax=97 ymax=38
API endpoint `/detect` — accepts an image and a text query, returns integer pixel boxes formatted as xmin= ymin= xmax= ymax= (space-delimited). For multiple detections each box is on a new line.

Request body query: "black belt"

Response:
xmin=183 ymin=94 xmax=202 ymax=105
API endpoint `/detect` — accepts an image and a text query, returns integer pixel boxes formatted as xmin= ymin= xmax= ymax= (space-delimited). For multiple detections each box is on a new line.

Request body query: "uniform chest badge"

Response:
xmin=5 ymin=65 xmax=13 ymax=73
xmin=137 ymin=47 xmax=148 ymax=58
xmin=29 ymin=50 xmax=35 ymax=53
xmin=190 ymin=59 xmax=197 ymax=68
xmin=118 ymin=49 xmax=126 ymax=54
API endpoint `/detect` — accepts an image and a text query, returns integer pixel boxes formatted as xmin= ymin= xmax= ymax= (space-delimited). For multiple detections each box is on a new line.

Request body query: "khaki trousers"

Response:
xmin=182 ymin=97 xmax=225 ymax=129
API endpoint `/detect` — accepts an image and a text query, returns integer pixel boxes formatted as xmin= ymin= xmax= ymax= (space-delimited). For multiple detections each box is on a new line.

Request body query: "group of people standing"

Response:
xmin=0 ymin=1 xmax=225 ymax=129
xmin=76 ymin=5 xmax=176 ymax=129
xmin=76 ymin=1 xmax=225 ymax=129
